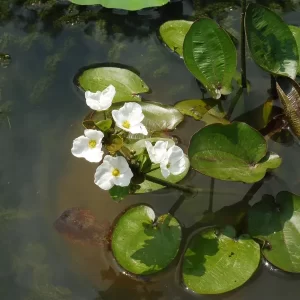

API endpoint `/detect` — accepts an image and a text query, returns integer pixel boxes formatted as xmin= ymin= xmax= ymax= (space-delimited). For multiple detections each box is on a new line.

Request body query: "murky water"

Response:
xmin=1 ymin=0 xmax=300 ymax=299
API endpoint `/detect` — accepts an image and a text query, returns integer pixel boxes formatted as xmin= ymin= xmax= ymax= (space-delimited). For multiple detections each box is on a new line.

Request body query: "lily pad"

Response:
xmin=174 ymin=99 xmax=219 ymax=121
xmin=248 ymin=192 xmax=300 ymax=273
xmin=70 ymin=0 xmax=169 ymax=10
xmin=76 ymin=67 xmax=149 ymax=102
xmin=188 ymin=122 xmax=282 ymax=183
xmin=159 ymin=20 xmax=193 ymax=57
xmin=245 ymin=4 xmax=299 ymax=79
xmin=111 ymin=205 xmax=182 ymax=275
xmin=83 ymin=101 xmax=184 ymax=133
xmin=289 ymin=25 xmax=300 ymax=75
xmin=136 ymin=155 xmax=190 ymax=193
xmin=182 ymin=226 xmax=260 ymax=294
xmin=183 ymin=18 xmax=237 ymax=99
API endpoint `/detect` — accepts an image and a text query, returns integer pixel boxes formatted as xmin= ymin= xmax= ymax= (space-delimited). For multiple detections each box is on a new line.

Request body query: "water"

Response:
xmin=1 ymin=0 xmax=300 ymax=299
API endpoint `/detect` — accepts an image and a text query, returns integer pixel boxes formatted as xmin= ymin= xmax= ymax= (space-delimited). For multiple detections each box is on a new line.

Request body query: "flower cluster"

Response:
xmin=71 ymin=85 xmax=187 ymax=192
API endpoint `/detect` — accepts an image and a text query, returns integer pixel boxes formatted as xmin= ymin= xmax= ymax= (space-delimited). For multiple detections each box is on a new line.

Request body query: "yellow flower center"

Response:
xmin=112 ymin=168 xmax=120 ymax=177
xmin=89 ymin=139 xmax=97 ymax=148
xmin=122 ymin=120 xmax=131 ymax=129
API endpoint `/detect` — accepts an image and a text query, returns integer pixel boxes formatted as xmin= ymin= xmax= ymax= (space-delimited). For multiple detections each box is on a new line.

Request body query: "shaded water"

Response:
xmin=1 ymin=0 xmax=300 ymax=299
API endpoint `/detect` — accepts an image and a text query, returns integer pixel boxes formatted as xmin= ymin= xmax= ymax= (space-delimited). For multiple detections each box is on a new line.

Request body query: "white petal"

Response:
xmin=129 ymin=124 xmax=148 ymax=135
xmin=99 ymin=85 xmax=115 ymax=110
xmin=167 ymin=145 xmax=184 ymax=163
xmin=169 ymin=156 xmax=186 ymax=175
xmin=124 ymin=102 xmax=144 ymax=125
xmin=112 ymin=109 xmax=127 ymax=127
xmin=145 ymin=141 xmax=168 ymax=164
xmin=84 ymin=146 xmax=104 ymax=163
xmin=84 ymin=129 xmax=104 ymax=144
xmin=107 ymin=156 xmax=130 ymax=173
xmin=94 ymin=162 xmax=115 ymax=190
xmin=85 ymin=91 xmax=102 ymax=110
xmin=71 ymin=136 xmax=89 ymax=157
xmin=160 ymin=163 xmax=171 ymax=178
xmin=114 ymin=168 xmax=133 ymax=187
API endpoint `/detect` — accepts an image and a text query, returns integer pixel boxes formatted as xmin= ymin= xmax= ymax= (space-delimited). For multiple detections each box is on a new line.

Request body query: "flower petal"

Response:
xmin=71 ymin=136 xmax=89 ymax=157
xmin=169 ymin=156 xmax=186 ymax=175
xmin=99 ymin=85 xmax=115 ymax=110
xmin=130 ymin=124 xmax=148 ymax=135
xmin=114 ymin=168 xmax=133 ymax=187
xmin=94 ymin=162 xmax=115 ymax=190
xmin=160 ymin=164 xmax=171 ymax=178
xmin=84 ymin=129 xmax=104 ymax=144
xmin=105 ymin=156 xmax=129 ymax=173
xmin=145 ymin=141 xmax=168 ymax=164
xmin=85 ymin=147 xmax=104 ymax=163
xmin=167 ymin=145 xmax=184 ymax=163
xmin=85 ymin=91 xmax=103 ymax=110
xmin=124 ymin=102 xmax=144 ymax=125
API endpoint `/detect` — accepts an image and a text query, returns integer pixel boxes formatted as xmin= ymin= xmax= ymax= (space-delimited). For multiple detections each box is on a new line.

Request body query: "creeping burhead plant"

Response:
xmin=71 ymin=85 xmax=189 ymax=196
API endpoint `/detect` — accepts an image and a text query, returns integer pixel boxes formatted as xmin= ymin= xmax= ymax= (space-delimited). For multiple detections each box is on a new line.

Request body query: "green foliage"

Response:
xmin=111 ymin=205 xmax=182 ymax=275
xmin=76 ymin=67 xmax=149 ymax=102
xmin=289 ymin=25 xmax=300 ymax=75
xmin=70 ymin=0 xmax=169 ymax=10
xmin=182 ymin=227 xmax=260 ymax=294
xmin=188 ymin=122 xmax=282 ymax=183
xmin=183 ymin=18 xmax=237 ymax=99
xmin=109 ymin=186 xmax=130 ymax=202
xmin=245 ymin=3 xmax=299 ymax=78
xmin=248 ymin=192 xmax=300 ymax=273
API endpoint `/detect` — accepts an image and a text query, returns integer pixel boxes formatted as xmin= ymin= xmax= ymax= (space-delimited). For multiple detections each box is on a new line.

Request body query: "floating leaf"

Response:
xmin=188 ymin=122 xmax=281 ymax=183
xmin=182 ymin=226 xmax=260 ymax=294
xmin=109 ymin=186 xmax=130 ymax=202
xmin=183 ymin=18 xmax=237 ymax=99
xmin=159 ymin=20 xmax=193 ymax=57
xmin=111 ymin=205 xmax=182 ymax=275
xmin=174 ymin=99 xmax=219 ymax=121
xmin=289 ymin=25 xmax=300 ymax=75
xmin=76 ymin=67 xmax=149 ymax=102
xmin=276 ymin=76 xmax=300 ymax=137
xmin=83 ymin=101 xmax=184 ymax=133
xmin=95 ymin=119 xmax=112 ymax=132
xmin=70 ymin=0 xmax=169 ymax=10
xmin=245 ymin=4 xmax=298 ymax=78
xmin=136 ymin=155 xmax=190 ymax=193
xmin=248 ymin=192 xmax=300 ymax=273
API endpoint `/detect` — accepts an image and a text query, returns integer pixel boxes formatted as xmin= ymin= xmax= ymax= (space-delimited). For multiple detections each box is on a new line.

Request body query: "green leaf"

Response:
xmin=95 ymin=119 xmax=112 ymax=132
xmin=109 ymin=186 xmax=130 ymax=202
xmin=111 ymin=205 xmax=182 ymax=275
xmin=84 ymin=101 xmax=184 ymax=133
xmin=183 ymin=18 xmax=237 ymax=99
xmin=76 ymin=67 xmax=149 ymax=102
xmin=136 ymin=155 xmax=190 ymax=193
xmin=174 ymin=99 xmax=219 ymax=120
xmin=70 ymin=0 xmax=169 ymax=10
xmin=245 ymin=3 xmax=299 ymax=79
xmin=188 ymin=122 xmax=282 ymax=183
xmin=289 ymin=25 xmax=300 ymax=75
xmin=105 ymin=135 xmax=123 ymax=154
xmin=182 ymin=227 xmax=260 ymax=294
xmin=159 ymin=20 xmax=193 ymax=57
xmin=276 ymin=76 xmax=300 ymax=137
xmin=248 ymin=192 xmax=300 ymax=273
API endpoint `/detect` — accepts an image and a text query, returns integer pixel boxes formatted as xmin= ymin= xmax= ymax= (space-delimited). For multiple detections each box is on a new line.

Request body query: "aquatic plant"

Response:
xmin=65 ymin=0 xmax=300 ymax=296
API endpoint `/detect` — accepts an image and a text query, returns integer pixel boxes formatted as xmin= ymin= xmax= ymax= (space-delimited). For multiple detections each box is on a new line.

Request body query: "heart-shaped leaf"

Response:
xmin=248 ymin=192 xmax=300 ymax=273
xmin=111 ymin=205 xmax=182 ymax=275
xmin=183 ymin=18 xmax=237 ymax=99
xmin=276 ymin=76 xmax=300 ymax=138
xmin=289 ymin=25 xmax=300 ymax=75
xmin=188 ymin=122 xmax=282 ymax=183
xmin=83 ymin=101 xmax=184 ymax=133
xmin=245 ymin=3 xmax=299 ymax=78
xmin=182 ymin=226 xmax=260 ymax=294
xmin=159 ymin=20 xmax=193 ymax=57
xmin=75 ymin=67 xmax=149 ymax=102
xmin=70 ymin=0 xmax=169 ymax=10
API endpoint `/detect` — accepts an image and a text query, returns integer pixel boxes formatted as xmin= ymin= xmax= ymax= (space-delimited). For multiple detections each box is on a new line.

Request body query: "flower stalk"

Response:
xmin=241 ymin=0 xmax=247 ymax=88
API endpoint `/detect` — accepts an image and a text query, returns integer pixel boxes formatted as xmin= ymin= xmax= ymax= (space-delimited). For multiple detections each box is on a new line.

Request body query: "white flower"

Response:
xmin=112 ymin=102 xmax=148 ymax=135
xmin=85 ymin=84 xmax=116 ymax=111
xmin=160 ymin=145 xmax=186 ymax=178
xmin=71 ymin=129 xmax=104 ymax=163
xmin=94 ymin=155 xmax=133 ymax=190
xmin=145 ymin=140 xmax=168 ymax=164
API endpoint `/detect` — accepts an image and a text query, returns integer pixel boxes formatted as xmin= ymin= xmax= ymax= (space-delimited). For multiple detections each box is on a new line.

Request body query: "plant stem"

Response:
xmin=241 ymin=0 xmax=247 ymax=88
xmin=226 ymin=87 xmax=243 ymax=119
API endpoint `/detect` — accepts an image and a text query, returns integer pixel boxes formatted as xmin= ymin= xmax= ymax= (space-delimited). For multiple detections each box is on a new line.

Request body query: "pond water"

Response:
xmin=1 ymin=0 xmax=300 ymax=299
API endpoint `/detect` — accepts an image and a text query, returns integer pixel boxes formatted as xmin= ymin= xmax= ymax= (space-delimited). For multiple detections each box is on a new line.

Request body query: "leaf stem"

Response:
xmin=226 ymin=87 xmax=243 ymax=119
xmin=241 ymin=0 xmax=247 ymax=88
